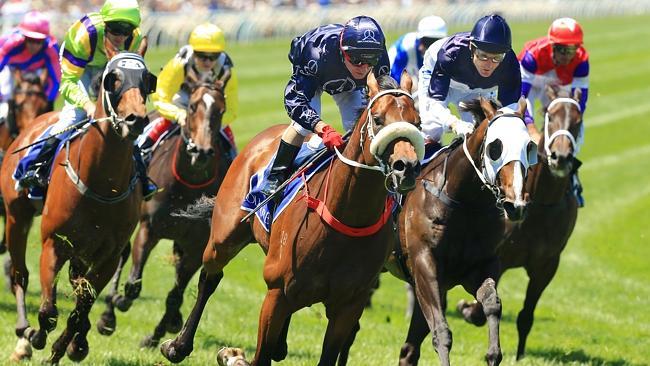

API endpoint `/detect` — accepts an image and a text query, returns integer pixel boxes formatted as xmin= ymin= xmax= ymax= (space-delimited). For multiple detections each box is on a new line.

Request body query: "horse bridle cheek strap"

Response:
xmin=544 ymin=97 xmax=581 ymax=158
xmin=300 ymin=161 xmax=395 ymax=237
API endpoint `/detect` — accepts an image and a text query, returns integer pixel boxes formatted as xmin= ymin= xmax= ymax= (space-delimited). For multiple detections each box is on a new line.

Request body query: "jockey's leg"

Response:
xmin=133 ymin=146 xmax=158 ymax=201
xmin=137 ymin=117 xmax=173 ymax=163
xmin=260 ymin=123 xmax=303 ymax=198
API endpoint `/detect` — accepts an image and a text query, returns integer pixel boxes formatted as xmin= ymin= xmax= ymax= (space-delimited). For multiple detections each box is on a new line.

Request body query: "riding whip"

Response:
xmin=12 ymin=116 xmax=94 ymax=154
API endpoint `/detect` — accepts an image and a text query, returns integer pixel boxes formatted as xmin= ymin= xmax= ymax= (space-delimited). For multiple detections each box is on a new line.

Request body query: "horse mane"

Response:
xmin=458 ymin=99 xmax=501 ymax=126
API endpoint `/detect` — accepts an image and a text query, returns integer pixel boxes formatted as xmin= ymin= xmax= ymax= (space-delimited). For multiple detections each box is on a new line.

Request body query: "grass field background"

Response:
xmin=0 ymin=14 xmax=648 ymax=365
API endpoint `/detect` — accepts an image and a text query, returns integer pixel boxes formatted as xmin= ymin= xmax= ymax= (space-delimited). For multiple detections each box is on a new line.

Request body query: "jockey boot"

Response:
xmin=138 ymin=136 xmax=155 ymax=164
xmin=261 ymin=139 xmax=300 ymax=198
xmin=572 ymin=172 xmax=584 ymax=208
xmin=133 ymin=146 xmax=158 ymax=201
xmin=18 ymin=136 xmax=60 ymax=188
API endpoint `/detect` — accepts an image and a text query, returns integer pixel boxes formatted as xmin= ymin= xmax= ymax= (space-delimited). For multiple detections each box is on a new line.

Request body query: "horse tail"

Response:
xmin=171 ymin=195 xmax=215 ymax=222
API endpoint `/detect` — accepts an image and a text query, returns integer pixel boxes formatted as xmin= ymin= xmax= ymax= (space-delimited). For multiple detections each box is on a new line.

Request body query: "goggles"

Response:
xmin=553 ymin=44 xmax=578 ymax=56
xmin=194 ymin=51 xmax=219 ymax=61
xmin=105 ymin=21 xmax=135 ymax=37
xmin=471 ymin=43 xmax=506 ymax=63
xmin=342 ymin=47 xmax=380 ymax=67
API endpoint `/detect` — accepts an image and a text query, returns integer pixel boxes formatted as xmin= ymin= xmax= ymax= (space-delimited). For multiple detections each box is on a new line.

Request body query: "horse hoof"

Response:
xmin=124 ymin=281 xmax=142 ymax=300
xmin=160 ymin=339 xmax=190 ymax=364
xmin=10 ymin=337 xmax=32 ymax=361
xmin=30 ymin=330 xmax=47 ymax=350
xmin=66 ymin=341 xmax=89 ymax=362
xmin=140 ymin=334 xmax=159 ymax=348
xmin=96 ymin=312 xmax=116 ymax=336
xmin=165 ymin=311 xmax=183 ymax=334
xmin=456 ymin=299 xmax=486 ymax=326
xmin=112 ymin=294 xmax=133 ymax=312
xmin=217 ymin=347 xmax=249 ymax=366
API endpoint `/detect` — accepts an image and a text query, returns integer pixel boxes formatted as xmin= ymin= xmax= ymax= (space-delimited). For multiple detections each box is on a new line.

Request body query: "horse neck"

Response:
xmin=325 ymin=118 xmax=390 ymax=226
xmin=445 ymin=120 xmax=494 ymax=206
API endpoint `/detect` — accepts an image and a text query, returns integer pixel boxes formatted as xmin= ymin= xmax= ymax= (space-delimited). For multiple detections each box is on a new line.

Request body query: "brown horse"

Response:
xmin=95 ymin=72 xmax=229 ymax=347
xmin=456 ymin=87 xmax=582 ymax=360
xmin=0 ymin=69 xmax=51 ymax=253
xmin=0 ymin=41 xmax=156 ymax=363
xmin=390 ymin=97 xmax=536 ymax=366
xmin=159 ymin=73 xmax=424 ymax=365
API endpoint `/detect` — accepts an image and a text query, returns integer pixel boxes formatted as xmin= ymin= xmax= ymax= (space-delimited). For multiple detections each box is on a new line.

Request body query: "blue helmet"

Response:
xmin=340 ymin=15 xmax=385 ymax=65
xmin=469 ymin=14 xmax=512 ymax=53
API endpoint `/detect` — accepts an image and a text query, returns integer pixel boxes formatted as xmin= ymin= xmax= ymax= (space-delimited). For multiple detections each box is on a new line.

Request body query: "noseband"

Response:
xmin=544 ymin=97 xmax=582 ymax=163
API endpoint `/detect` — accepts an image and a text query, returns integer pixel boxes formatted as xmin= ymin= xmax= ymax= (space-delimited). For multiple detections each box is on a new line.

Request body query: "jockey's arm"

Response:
xmin=44 ymin=40 xmax=62 ymax=102
xmin=519 ymin=51 xmax=538 ymax=124
xmin=151 ymin=56 xmax=185 ymax=122
xmin=222 ymin=66 xmax=238 ymax=125
xmin=571 ymin=59 xmax=589 ymax=112
xmin=284 ymin=72 xmax=320 ymax=132
xmin=497 ymin=54 xmax=523 ymax=113
xmin=59 ymin=20 xmax=96 ymax=109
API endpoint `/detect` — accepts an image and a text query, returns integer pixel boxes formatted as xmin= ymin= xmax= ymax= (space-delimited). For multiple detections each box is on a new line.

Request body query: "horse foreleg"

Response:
xmin=399 ymin=298 xmax=430 ymax=366
xmin=516 ymin=257 xmax=560 ymax=360
xmin=317 ymin=296 xmax=367 ymax=366
xmin=160 ymin=269 xmax=224 ymax=363
xmin=97 ymin=243 xmax=129 ymax=336
xmin=475 ymin=278 xmax=502 ymax=366
xmin=272 ymin=315 xmax=292 ymax=361
xmin=123 ymin=219 xmax=159 ymax=306
xmin=251 ymin=288 xmax=291 ymax=366
xmin=141 ymin=242 xmax=201 ymax=348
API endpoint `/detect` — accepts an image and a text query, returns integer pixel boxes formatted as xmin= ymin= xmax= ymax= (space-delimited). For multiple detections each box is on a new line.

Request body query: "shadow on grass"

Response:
xmin=528 ymin=347 xmax=640 ymax=366
xmin=200 ymin=334 xmax=318 ymax=363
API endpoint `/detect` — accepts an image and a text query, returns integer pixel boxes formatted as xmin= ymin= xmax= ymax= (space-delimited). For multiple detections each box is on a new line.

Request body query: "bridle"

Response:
xmin=543 ymin=97 xmax=582 ymax=163
xmin=179 ymin=83 xmax=224 ymax=159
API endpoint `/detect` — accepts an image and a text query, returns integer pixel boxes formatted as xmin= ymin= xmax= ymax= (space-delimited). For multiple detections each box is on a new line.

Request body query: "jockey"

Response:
xmin=519 ymin=17 xmax=589 ymax=206
xmin=0 ymin=11 xmax=60 ymax=135
xmin=388 ymin=15 xmax=447 ymax=85
xmin=16 ymin=0 xmax=157 ymax=199
xmin=418 ymin=14 xmax=521 ymax=146
xmin=138 ymin=22 xmax=239 ymax=163
xmin=260 ymin=15 xmax=390 ymax=197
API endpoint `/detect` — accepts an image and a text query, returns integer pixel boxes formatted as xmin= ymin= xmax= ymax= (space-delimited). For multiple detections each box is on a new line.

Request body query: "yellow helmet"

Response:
xmin=189 ymin=23 xmax=226 ymax=53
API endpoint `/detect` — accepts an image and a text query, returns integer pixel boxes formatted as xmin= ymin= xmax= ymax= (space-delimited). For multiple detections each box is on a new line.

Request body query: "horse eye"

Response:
xmin=373 ymin=115 xmax=383 ymax=126
xmin=487 ymin=139 xmax=503 ymax=161
xmin=189 ymin=104 xmax=197 ymax=113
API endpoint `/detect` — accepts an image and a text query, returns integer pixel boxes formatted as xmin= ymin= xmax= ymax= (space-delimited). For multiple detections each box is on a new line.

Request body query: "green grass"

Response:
xmin=1 ymin=14 xmax=649 ymax=365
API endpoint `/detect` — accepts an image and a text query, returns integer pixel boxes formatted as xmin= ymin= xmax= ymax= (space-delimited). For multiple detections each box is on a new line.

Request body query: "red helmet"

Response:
xmin=18 ymin=11 xmax=50 ymax=40
xmin=548 ymin=18 xmax=583 ymax=45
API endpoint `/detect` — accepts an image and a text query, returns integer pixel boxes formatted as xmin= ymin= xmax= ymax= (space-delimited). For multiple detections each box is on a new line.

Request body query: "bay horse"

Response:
xmin=390 ymin=97 xmax=536 ymax=366
xmin=456 ymin=86 xmax=582 ymax=360
xmin=96 ymin=71 xmax=229 ymax=348
xmin=0 ymin=41 xmax=156 ymax=364
xmin=0 ymin=69 xmax=51 ymax=253
xmin=160 ymin=73 xmax=424 ymax=365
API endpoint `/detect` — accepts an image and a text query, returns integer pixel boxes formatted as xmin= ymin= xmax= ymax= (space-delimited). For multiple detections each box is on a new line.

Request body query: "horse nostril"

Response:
xmin=550 ymin=151 xmax=557 ymax=161
xmin=392 ymin=160 xmax=406 ymax=173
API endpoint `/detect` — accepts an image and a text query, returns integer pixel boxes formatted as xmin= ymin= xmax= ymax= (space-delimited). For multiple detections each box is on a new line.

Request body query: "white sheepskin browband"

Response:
xmin=369 ymin=122 xmax=425 ymax=161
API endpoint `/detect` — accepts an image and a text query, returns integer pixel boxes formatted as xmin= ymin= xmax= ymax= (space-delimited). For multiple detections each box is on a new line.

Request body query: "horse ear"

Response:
xmin=545 ymin=84 xmax=557 ymax=101
xmin=104 ymin=36 xmax=119 ymax=60
xmin=39 ymin=68 xmax=49 ymax=86
xmin=572 ymin=88 xmax=582 ymax=103
xmin=136 ymin=36 xmax=148 ymax=57
xmin=399 ymin=70 xmax=412 ymax=93
xmin=367 ymin=72 xmax=379 ymax=97
xmin=517 ymin=96 xmax=527 ymax=116
xmin=12 ymin=69 xmax=22 ymax=84
xmin=479 ymin=97 xmax=496 ymax=120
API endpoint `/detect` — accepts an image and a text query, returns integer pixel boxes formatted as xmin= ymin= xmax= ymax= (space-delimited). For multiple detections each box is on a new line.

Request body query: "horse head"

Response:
xmin=99 ymin=37 xmax=155 ymax=140
xmin=355 ymin=72 xmax=423 ymax=194
xmin=182 ymin=70 xmax=225 ymax=166
xmin=542 ymin=85 xmax=583 ymax=177
xmin=461 ymin=97 xmax=537 ymax=221
xmin=11 ymin=69 xmax=49 ymax=129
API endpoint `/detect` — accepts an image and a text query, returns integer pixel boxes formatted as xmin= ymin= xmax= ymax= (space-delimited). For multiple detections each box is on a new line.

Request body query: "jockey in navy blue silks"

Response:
xmin=418 ymin=14 xmax=522 ymax=144
xmin=261 ymin=15 xmax=390 ymax=197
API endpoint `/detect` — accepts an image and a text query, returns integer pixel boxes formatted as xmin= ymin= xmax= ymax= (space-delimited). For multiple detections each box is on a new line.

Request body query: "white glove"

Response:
xmin=175 ymin=110 xmax=187 ymax=126
xmin=450 ymin=119 xmax=475 ymax=136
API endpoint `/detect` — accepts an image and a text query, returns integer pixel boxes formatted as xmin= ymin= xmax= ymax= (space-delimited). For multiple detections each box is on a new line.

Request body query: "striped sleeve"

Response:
xmin=59 ymin=16 xmax=97 ymax=107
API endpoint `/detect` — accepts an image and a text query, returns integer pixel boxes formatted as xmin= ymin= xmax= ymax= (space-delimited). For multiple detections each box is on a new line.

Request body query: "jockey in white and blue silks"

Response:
xmin=261 ymin=15 xmax=390 ymax=197
xmin=388 ymin=15 xmax=447 ymax=86
xmin=418 ymin=14 xmax=522 ymax=144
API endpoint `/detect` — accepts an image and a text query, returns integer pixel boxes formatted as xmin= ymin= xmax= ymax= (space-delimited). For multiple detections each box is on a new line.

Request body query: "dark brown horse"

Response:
xmin=0 ymin=41 xmax=156 ymax=363
xmin=389 ymin=98 xmax=536 ymax=366
xmin=95 ymin=73 xmax=229 ymax=348
xmin=457 ymin=87 xmax=582 ymax=360
xmin=159 ymin=73 xmax=424 ymax=365
xmin=0 ymin=69 xmax=51 ymax=253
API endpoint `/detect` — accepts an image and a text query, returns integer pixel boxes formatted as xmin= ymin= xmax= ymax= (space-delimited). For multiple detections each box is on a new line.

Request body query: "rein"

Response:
xmin=171 ymin=137 xmax=218 ymax=189
xmin=544 ymin=97 xmax=581 ymax=161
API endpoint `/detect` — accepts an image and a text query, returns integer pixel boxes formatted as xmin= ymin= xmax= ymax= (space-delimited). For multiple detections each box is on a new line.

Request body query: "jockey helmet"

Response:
xmin=548 ymin=18 xmax=583 ymax=45
xmin=18 ymin=11 xmax=50 ymax=40
xmin=340 ymin=15 xmax=385 ymax=66
xmin=417 ymin=15 xmax=447 ymax=40
xmin=469 ymin=14 xmax=512 ymax=53
xmin=101 ymin=0 xmax=141 ymax=27
xmin=189 ymin=23 xmax=226 ymax=53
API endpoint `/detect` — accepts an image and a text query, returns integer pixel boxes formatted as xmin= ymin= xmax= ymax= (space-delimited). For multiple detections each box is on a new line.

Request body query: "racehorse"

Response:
xmin=159 ymin=72 xmax=424 ymax=365
xmin=456 ymin=86 xmax=582 ymax=360
xmin=95 ymin=71 xmax=230 ymax=348
xmin=0 ymin=69 xmax=50 ymax=253
xmin=390 ymin=97 xmax=536 ymax=366
xmin=0 ymin=40 xmax=156 ymax=363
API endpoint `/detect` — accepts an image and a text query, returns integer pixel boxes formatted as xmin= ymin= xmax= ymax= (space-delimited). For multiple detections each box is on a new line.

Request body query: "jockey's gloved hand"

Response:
xmin=83 ymin=101 xmax=96 ymax=121
xmin=318 ymin=124 xmax=344 ymax=151
xmin=175 ymin=110 xmax=187 ymax=126
xmin=450 ymin=119 xmax=474 ymax=136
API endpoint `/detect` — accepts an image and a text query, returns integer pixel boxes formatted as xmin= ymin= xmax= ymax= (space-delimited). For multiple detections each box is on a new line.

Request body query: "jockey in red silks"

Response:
xmin=518 ymin=18 xmax=589 ymax=206
xmin=0 ymin=11 xmax=61 ymax=134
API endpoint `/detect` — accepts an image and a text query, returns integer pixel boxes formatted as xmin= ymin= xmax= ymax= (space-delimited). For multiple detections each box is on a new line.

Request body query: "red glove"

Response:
xmin=318 ymin=124 xmax=344 ymax=151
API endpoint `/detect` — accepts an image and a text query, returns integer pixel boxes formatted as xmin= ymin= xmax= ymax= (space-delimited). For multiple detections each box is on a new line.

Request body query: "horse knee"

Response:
xmin=432 ymin=324 xmax=452 ymax=351
xmin=477 ymin=279 xmax=501 ymax=317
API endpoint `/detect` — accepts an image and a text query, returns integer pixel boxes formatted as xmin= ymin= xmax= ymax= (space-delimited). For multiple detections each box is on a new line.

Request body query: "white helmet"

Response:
xmin=417 ymin=15 xmax=447 ymax=39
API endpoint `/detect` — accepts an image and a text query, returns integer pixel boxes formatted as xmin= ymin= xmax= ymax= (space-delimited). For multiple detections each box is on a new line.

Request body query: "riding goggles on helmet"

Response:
xmin=194 ymin=51 xmax=219 ymax=61
xmin=342 ymin=47 xmax=381 ymax=66
xmin=471 ymin=42 xmax=506 ymax=63
xmin=552 ymin=44 xmax=578 ymax=56
xmin=105 ymin=21 xmax=135 ymax=36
